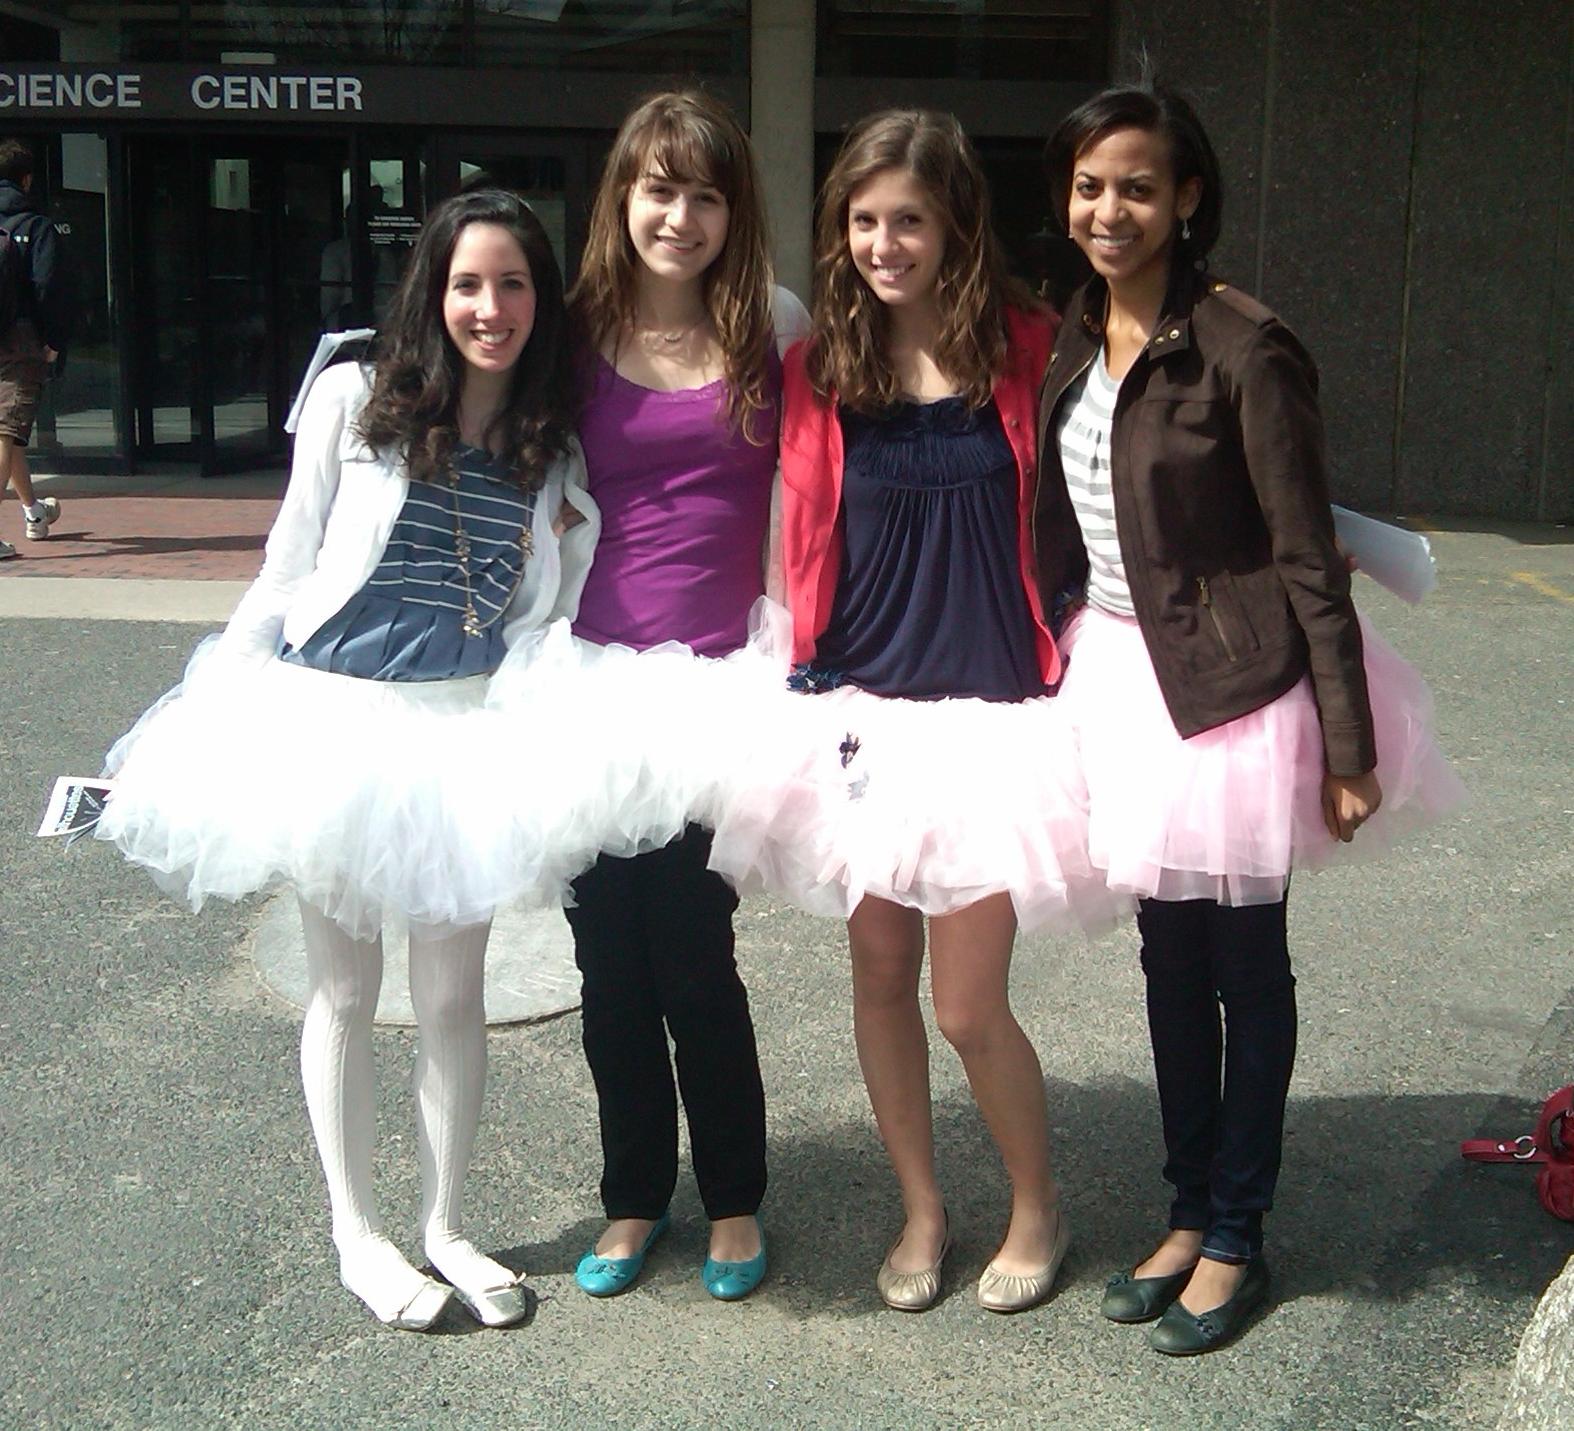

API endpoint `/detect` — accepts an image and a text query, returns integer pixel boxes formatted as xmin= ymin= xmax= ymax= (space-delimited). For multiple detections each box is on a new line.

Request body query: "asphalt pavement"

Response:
xmin=1 ymin=501 xmax=1570 ymax=1430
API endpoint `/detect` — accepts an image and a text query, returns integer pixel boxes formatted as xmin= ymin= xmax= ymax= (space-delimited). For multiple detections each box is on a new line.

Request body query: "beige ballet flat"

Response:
xmin=976 ymin=1209 xmax=1072 ymax=1314
xmin=876 ymin=1214 xmax=952 ymax=1312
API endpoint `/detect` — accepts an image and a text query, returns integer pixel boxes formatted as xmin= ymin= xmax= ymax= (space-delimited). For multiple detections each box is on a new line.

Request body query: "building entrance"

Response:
xmin=125 ymin=134 xmax=360 ymax=474
xmin=119 ymin=130 xmax=592 ymax=477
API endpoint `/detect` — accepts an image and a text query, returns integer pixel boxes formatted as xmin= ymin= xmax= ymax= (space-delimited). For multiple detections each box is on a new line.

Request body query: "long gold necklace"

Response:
xmin=447 ymin=459 xmax=534 ymax=638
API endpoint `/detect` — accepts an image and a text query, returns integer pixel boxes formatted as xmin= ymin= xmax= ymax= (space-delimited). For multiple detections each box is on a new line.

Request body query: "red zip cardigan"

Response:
xmin=778 ymin=306 xmax=1061 ymax=681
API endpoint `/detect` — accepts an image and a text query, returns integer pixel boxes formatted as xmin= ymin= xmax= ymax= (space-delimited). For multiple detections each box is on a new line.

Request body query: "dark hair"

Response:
xmin=1044 ymin=80 xmax=1223 ymax=266
xmin=809 ymin=109 xmax=1033 ymax=413
xmin=357 ymin=188 xmax=573 ymax=489
xmin=570 ymin=89 xmax=776 ymax=441
xmin=0 ymin=139 xmax=35 ymax=185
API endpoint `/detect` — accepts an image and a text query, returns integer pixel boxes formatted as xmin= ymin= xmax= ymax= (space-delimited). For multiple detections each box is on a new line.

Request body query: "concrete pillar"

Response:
xmin=750 ymin=0 xmax=816 ymax=302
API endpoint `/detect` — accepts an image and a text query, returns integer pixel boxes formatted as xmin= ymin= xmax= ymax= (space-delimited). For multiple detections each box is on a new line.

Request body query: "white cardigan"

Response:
xmin=218 ymin=361 xmax=599 ymax=669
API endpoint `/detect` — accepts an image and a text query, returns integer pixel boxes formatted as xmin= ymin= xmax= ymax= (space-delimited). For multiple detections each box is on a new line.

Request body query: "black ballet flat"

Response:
xmin=1099 ymin=1263 xmax=1196 ymax=1323
xmin=1148 ymin=1257 xmax=1270 ymax=1356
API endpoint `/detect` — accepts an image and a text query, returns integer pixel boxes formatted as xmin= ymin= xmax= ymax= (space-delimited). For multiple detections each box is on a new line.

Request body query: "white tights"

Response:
xmin=297 ymin=897 xmax=516 ymax=1320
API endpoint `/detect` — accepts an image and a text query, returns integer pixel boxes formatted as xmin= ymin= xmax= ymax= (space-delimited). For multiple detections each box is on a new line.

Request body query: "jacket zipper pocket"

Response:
xmin=1196 ymin=576 xmax=1238 ymax=661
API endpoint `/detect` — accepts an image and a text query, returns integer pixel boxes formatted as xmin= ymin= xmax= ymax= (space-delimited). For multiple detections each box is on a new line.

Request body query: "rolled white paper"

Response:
xmin=1331 ymin=504 xmax=1438 ymax=604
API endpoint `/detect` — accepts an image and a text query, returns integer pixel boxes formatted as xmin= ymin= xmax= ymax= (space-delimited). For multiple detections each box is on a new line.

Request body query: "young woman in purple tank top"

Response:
xmin=558 ymin=90 xmax=808 ymax=1303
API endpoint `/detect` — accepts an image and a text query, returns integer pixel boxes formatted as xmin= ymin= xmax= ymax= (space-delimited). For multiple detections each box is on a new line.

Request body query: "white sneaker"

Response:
xmin=25 ymin=496 xmax=60 ymax=540
xmin=0 ymin=538 xmax=15 ymax=559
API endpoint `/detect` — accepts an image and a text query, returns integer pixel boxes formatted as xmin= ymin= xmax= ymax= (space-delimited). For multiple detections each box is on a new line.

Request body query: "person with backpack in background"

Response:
xmin=0 ymin=137 xmax=76 ymax=559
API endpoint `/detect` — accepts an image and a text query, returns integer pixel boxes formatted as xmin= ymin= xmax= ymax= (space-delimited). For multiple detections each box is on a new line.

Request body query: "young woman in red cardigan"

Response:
xmin=710 ymin=110 xmax=1118 ymax=1314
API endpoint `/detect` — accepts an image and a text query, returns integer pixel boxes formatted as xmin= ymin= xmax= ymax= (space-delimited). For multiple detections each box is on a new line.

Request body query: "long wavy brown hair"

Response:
xmin=809 ymin=109 xmax=1031 ymax=413
xmin=357 ymin=188 xmax=574 ymax=487
xmin=569 ymin=89 xmax=776 ymax=441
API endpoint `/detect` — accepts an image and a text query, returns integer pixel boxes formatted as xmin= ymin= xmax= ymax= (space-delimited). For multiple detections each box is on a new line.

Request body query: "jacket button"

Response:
xmin=1169 ymin=328 xmax=1180 ymax=340
xmin=1212 ymin=282 xmax=1227 ymax=292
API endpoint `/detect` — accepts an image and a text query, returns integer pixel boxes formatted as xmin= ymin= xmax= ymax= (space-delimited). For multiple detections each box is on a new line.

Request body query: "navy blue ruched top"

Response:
xmin=802 ymin=396 xmax=1045 ymax=702
xmin=283 ymin=444 xmax=537 ymax=681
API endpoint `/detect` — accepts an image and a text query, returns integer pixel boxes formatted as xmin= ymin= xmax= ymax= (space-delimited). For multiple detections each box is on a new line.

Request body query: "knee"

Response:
xmin=851 ymin=947 xmax=920 ymax=1011
xmin=408 ymin=957 xmax=484 ymax=1033
xmin=932 ymin=994 xmax=1012 ymax=1057
xmin=1219 ymin=962 xmax=1296 ymax=1016
xmin=661 ymin=958 xmax=751 ymax=1035
xmin=307 ymin=979 xmax=379 ymax=1029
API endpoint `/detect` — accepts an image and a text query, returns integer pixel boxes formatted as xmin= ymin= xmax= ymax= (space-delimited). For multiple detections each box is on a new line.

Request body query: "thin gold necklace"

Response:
xmin=447 ymin=454 xmax=534 ymax=638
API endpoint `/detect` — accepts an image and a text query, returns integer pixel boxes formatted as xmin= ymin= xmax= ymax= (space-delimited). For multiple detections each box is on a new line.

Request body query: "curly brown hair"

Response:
xmin=809 ymin=109 xmax=1032 ymax=413
xmin=568 ymin=90 xmax=776 ymax=442
xmin=356 ymin=188 xmax=574 ymax=489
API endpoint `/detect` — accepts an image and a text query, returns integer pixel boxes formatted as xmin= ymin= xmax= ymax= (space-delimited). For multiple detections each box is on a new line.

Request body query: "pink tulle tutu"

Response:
xmin=1057 ymin=605 xmax=1466 ymax=904
xmin=705 ymin=603 xmax=1129 ymax=933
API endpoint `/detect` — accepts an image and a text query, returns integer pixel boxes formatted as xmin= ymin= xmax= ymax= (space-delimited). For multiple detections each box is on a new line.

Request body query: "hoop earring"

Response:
xmin=1181 ymin=217 xmax=1192 ymax=242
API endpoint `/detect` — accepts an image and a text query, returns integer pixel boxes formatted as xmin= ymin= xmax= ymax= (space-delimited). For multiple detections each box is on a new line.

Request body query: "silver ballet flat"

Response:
xmin=453 ymin=1276 xmax=533 ymax=1328
xmin=976 ymin=1210 xmax=1072 ymax=1313
xmin=355 ymin=1275 xmax=453 ymax=1332
xmin=876 ymin=1215 xmax=952 ymax=1312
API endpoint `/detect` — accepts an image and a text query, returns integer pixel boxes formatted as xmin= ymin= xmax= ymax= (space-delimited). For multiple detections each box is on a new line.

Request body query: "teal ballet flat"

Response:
xmin=701 ymin=1216 xmax=767 ymax=1302
xmin=574 ymin=1213 xmax=670 ymax=1298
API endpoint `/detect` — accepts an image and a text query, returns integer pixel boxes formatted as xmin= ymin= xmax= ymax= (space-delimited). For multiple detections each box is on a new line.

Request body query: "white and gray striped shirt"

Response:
xmin=1055 ymin=348 xmax=1133 ymax=617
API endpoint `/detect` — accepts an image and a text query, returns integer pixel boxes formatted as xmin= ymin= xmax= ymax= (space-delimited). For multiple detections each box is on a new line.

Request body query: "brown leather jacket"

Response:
xmin=1033 ymin=267 xmax=1376 ymax=777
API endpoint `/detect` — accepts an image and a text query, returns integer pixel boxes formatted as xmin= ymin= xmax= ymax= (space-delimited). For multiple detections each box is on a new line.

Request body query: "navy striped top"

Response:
xmin=283 ymin=443 xmax=537 ymax=681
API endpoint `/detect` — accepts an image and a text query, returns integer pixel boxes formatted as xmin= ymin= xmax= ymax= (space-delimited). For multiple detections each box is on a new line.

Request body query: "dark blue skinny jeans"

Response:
xmin=1136 ymin=895 xmax=1297 ymax=1265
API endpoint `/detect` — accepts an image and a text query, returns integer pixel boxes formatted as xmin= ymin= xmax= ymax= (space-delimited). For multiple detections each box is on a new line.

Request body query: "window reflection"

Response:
xmin=54 ymin=1 xmax=749 ymax=73
xmin=816 ymin=1 xmax=1109 ymax=82
xmin=39 ymin=134 xmax=120 ymax=460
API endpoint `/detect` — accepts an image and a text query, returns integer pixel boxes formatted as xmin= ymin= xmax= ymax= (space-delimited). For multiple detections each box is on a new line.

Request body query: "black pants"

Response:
xmin=1136 ymin=895 xmax=1297 ymax=1264
xmin=566 ymin=825 xmax=767 ymax=1222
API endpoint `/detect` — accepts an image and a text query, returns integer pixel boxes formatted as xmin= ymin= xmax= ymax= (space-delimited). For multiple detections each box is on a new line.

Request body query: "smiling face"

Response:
xmin=846 ymin=167 xmax=946 ymax=313
xmin=1066 ymin=125 xmax=1200 ymax=293
xmin=442 ymin=221 xmax=537 ymax=379
xmin=625 ymin=168 xmax=730 ymax=285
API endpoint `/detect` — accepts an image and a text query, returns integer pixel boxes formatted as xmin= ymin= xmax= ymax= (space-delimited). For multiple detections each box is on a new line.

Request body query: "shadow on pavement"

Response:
xmin=720 ymin=1081 xmax=1569 ymax=1321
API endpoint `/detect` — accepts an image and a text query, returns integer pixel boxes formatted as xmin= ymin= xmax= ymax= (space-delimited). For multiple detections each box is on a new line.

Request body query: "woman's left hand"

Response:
xmin=1321 ymin=770 xmax=1383 ymax=842
xmin=554 ymin=498 xmax=586 ymax=536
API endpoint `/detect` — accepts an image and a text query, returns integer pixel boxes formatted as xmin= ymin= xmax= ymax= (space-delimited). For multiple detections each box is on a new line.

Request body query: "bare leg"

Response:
xmin=929 ymin=893 xmax=1060 ymax=1274
xmin=1134 ymin=1228 xmax=1204 ymax=1278
xmin=847 ymin=895 xmax=946 ymax=1273
xmin=7 ymin=445 xmax=36 ymax=506
xmin=594 ymin=1218 xmax=662 ymax=1258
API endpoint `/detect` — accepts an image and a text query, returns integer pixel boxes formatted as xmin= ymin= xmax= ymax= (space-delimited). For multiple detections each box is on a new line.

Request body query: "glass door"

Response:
xmin=128 ymin=136 xmax=199 ymax=460
xmin=128 ymin=136 xmax=353 ymax=475
xmin=200 ymin=147 xmax=278 ymax=472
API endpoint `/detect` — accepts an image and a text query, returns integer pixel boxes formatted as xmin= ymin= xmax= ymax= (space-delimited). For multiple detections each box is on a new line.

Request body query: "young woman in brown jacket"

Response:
xmin=1036 ymin=81 xmax=1463 ymax=1354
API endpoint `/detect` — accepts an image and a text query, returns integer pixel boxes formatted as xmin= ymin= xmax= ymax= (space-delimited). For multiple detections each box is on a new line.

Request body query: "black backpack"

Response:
xmin=0 ymin=213 xmax=40 ymax=340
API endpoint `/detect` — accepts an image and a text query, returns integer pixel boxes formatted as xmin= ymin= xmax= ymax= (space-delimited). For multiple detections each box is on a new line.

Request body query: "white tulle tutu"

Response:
xmin=96 ymin=635 xmax=651 ymax=939
xmin=485 ymin=620 xmax=746 ymax=858
xmin=703 ymin=603 xmax=1129 ymax=933
xmin=1058 ymin=606 xmax=1467 ymax=904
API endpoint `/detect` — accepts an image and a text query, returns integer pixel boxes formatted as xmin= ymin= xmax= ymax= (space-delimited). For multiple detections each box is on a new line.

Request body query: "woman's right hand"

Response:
xmin=1321 ymin=770 xmax=1382 ymax=842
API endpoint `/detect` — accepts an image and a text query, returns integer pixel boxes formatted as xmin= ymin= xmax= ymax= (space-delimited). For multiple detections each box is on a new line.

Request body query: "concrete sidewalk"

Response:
xmin=1 ymin=505 xmax=1570 ymax=1429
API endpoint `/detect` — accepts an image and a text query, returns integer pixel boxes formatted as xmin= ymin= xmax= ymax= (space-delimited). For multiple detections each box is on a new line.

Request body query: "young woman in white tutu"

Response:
xmin=96 ymin=189 xmax=600 ymax=1329
xmin=708 ymin=110 xmax=1113 ymax=1314
xmin=523 ymin=91 xmax=808 ymax=1302
xmin=1036 ymin=82 xmax=1464 ymax=1354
